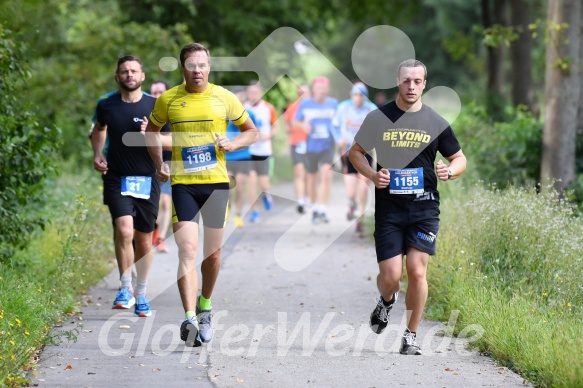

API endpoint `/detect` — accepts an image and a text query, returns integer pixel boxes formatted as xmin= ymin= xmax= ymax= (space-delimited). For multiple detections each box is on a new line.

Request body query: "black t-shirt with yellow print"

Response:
xmin=354 ymin=101 xmax=461 ymax=211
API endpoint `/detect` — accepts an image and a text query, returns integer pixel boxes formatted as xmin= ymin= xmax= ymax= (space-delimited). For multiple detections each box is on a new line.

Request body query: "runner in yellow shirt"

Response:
xmin=145 ymin=43 xmax=258 ymax=346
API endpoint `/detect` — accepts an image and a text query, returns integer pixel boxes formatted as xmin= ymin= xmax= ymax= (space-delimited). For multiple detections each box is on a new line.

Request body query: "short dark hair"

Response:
xmin=180 ymin=43 xmax=211 ymax=67
xmin=397 ymin=59 xmax=427 ymax=79
xmin=116 ymin=55 xmax=143 ymax=74
xmin=151 ymin=80 xmax=169 ymax=90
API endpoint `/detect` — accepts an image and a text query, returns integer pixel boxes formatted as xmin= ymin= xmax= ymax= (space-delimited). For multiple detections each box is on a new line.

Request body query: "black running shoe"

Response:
xmin=180 ymin=319 xmax=202 ymax=347
xmin=369 ymin=293 xmax=397 ymax=334
xmin=400 ymin=329 xmax=422 ymax=355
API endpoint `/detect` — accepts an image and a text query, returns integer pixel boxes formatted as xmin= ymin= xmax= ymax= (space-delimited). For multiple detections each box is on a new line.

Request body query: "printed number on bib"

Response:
xmin=311 ymin=123 xmax=330 ymax=139
xmin=389 ymin=168 xmax=424 ymax=194
xmin=121 ymin=176 xmax=152 ymax=199
xmin=181 ymin=143 xmax=217 ymax=173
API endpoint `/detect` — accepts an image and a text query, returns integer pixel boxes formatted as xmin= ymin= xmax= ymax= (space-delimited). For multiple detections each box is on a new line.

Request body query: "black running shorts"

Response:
xmin=290 ymin=145 xmax=305 ymax=166
xmin=102 ymin=173 xmax=160 ymax=233
xmin=172 ymin=183 xmax=230 ymax=228
xmin=305 ymin=147 xmax=335 ymax=173
xmin=248 ymin=158 xmax=270 ymax=176
xmin=227 ymin=160 xmax=251 ymax=176
xmin=374 ymin=204 xmax=440 ymax=262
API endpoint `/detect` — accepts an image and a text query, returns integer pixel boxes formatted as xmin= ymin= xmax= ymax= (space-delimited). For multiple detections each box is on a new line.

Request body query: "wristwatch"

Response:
xmin=447 ymin=168 xmax=452 ymax=180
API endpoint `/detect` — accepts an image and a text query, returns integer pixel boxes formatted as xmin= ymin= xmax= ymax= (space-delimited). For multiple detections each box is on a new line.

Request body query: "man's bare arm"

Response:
xmin=349 ymin=141 xmax=390 ymax=189
xmin=145 ymin=121 xmax=163 ymax=171
xmin=215 ymin=118 xmax=259 ymax=152
xmin=91 ymin=122 xmax=108 ymax=174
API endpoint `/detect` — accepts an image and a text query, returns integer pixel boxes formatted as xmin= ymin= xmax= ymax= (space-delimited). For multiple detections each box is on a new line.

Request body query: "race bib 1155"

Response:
xmin=389 ymin=168 xmax=424 ymax=194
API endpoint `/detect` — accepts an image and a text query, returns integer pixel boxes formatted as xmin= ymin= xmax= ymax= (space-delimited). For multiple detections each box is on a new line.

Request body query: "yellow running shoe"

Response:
xmin=234 ymin=215 xmax=244 ymax=228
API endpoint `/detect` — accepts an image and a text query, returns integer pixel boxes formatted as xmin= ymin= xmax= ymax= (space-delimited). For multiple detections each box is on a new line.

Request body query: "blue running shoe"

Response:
xmin=112 ymin=287 xmax=135 ymax=309
xmin=263 ymin=193 xmax=273 ymax=211
xmin=180 ymin=318 xmax=202 ymax=347
xmin=249 ymin=209 xmax=260 ymax=223
xmin=134 ymin=293 xmax=151 ymax=317
xmin=196 ymin=296 xmax=213 ymax=343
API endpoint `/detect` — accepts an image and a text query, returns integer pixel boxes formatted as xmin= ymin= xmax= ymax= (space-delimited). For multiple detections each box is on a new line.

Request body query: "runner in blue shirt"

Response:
xmin=294 ymin=76 xmax=338 ymax=224
xmin=226 ymin=87 xmax=257 ymax=228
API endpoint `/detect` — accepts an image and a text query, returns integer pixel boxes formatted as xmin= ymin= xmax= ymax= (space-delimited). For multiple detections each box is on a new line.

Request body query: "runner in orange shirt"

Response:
xmin=284 ymin=84 xmax=310 ymax=213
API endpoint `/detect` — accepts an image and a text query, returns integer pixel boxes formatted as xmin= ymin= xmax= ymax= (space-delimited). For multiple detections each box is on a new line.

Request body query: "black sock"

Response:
xmin=381 ymin=294 xmax=395 ymax=306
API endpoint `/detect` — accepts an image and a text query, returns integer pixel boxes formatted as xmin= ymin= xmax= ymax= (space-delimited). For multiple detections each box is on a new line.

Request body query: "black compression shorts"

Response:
xmin=171 ymin=183 xmax=230 ymax=228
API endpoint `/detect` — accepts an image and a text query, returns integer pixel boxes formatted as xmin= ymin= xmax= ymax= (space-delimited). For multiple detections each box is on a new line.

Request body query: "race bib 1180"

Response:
xmin=389 ymin=168 xmax=424 ymax=194
xmin=181 ymin=143 xmax=217 ymax=173
xmin=121 ymin=176 xmax=152 ymax=199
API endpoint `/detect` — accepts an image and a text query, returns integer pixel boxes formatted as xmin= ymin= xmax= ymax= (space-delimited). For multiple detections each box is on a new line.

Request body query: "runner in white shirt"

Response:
xmin=333 ymin=82 xmax=377 ymax=234
xmin=245 ymin=81 xmax=279 ymax=223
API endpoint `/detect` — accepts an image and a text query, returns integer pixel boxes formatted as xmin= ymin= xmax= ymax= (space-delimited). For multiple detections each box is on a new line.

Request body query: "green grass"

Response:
xmin=0 ymin=163 xmax=113 ymax=386
xmin=427 ymin=181 xmax=583 ymax=387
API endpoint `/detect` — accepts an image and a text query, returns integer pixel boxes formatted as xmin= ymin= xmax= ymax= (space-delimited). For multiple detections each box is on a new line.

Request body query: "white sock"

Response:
xmin=135 ymin=280 xmax=147 ymax=295
xmin=120 ymin=276 xmax=132 ymax=290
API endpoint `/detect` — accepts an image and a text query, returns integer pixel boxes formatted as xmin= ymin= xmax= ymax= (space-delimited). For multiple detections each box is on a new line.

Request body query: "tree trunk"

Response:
xmin=541 ymin=0 xmax=581 ymax=192
xmin=510 ymin=0 xmax=535 ymax=112
xmin=482 ymin=0 xmax=507 ymax=118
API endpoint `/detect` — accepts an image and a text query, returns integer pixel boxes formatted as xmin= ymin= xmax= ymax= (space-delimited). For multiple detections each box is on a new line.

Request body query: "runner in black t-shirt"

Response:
xmin=91 ymin=55 xmax=166 ymax=318
xmin=349 ymin=59 xmax=467 ymax=355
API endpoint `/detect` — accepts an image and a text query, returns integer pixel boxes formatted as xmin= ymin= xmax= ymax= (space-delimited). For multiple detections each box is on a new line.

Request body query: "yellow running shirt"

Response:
xmin=150 ymin=83 xmax=249 ymax=185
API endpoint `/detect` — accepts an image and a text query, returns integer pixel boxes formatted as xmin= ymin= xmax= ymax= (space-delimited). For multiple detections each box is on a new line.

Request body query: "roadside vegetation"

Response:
xmin=0 ymin=166 xmax=113 ymax=386
xmin=425 ymin=106 xmax=583 ymax=387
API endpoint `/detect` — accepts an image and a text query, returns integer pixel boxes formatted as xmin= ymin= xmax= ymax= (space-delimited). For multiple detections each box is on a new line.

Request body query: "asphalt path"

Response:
xmin=30 ymin=178 xmax=530 ymax=387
